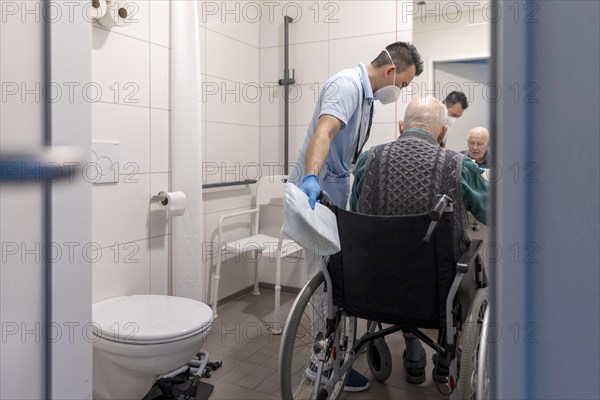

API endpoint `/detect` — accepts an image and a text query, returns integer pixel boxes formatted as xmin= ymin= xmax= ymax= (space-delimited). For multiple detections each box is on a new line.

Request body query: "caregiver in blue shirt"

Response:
xmin=288 ymin=41 xmax=424 ymax=393
xmin=289 ymin=42 xmax=424 ymax=210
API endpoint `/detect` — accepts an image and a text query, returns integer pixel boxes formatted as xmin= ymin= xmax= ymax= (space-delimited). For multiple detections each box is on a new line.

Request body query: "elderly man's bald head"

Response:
xmin=403 ymin=96 xmax=448 ymax=142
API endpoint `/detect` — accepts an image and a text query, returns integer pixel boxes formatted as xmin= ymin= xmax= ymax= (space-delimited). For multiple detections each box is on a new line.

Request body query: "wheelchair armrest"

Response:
xmin=456 ymin=240 xmax=483 ymax=273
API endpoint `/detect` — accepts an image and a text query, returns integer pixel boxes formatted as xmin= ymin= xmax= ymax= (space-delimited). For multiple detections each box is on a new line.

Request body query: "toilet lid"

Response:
xmin=93 ymin=295 xmax=213 ymax=344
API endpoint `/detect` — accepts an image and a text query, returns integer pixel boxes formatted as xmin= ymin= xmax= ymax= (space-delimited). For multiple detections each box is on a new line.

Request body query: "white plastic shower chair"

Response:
xmin=210 ymin=175 xmax=302 ymax=334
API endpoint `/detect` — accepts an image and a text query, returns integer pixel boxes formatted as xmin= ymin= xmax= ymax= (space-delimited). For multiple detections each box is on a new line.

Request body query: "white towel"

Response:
xmin=282 ymin=183 xmax=341 ymax=256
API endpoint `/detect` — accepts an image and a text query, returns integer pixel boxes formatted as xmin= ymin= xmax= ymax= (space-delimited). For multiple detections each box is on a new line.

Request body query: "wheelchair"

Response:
xmin=278 ymin=195 xmax=490 ymax=400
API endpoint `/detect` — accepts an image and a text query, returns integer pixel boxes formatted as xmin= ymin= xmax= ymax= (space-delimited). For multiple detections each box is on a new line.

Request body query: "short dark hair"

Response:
xmin=444 ymin=91 xmax=469 ymax=110
xmin=371 ymin=42 xmax=424 ymax=77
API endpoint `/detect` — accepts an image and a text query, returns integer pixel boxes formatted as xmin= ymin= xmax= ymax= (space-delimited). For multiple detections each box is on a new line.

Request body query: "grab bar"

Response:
xmin=203 ymin=179 xmax=257 ymax=189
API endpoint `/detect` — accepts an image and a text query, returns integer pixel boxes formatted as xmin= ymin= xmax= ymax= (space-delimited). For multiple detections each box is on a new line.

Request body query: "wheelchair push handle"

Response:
xmin=429 ymin=194 xmax=453 ymax=221
xmin=316 ymin=191 xmax=333 ymax=206
xmin=424 ymin=195 xmax=454 ymax=243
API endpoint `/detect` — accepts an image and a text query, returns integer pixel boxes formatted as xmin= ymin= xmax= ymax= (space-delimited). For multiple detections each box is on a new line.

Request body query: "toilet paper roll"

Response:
xmin=158 ymin=191 xmax=187 ymax=216
xmin=86 ymin=0 xmax=108 ymax=21
xmin=97 ymin=0 xmax=130 ymax=27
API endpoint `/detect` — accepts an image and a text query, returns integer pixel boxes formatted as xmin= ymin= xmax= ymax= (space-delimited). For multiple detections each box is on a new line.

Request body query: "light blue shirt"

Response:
xmin=289 ymin=63 xmax=374 ymax=208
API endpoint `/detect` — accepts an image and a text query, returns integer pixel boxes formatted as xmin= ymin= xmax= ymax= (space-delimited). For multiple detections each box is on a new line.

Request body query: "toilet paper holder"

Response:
xmin=151 ymin=192 xmax=169 ymax=206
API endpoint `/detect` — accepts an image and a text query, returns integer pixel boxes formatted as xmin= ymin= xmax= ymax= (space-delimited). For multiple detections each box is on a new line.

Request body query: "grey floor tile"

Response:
xmin=247 ymin=364 xmax=277 ymax=380
xmin=210 ymin=380 xmax=278 ymax=400
xmin=236 ymin=374 xmax=264 ymax=390
xmin=219 ymin=369 xmax=247 ymax=385
xmin=254 ymin=378 xmax=280 ymax=396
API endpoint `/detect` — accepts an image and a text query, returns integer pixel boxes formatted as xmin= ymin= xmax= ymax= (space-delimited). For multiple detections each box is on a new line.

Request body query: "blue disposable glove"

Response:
xmin=300 ymin=173 xmax=320 ymax=210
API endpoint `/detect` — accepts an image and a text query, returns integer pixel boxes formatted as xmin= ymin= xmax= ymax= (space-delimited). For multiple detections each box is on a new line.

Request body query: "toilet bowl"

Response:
xmin=92 ymin=295 xmax=213 ymax=400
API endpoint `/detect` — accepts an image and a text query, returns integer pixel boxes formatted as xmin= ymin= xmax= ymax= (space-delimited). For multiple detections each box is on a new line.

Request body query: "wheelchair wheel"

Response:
xmin=367 ymin=338 xmax=392 ymax=382
xmin=279 ymin=271 xmax=355 ymax=400
xmin=457 ymin=288 xmax=489 ymax=399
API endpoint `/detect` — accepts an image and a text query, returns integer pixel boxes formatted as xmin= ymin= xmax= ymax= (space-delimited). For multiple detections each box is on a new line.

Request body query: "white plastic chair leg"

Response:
xmin=273 ymin=250 xmax=282 ymax=335
xmin=252 ymin=250 xmax=260 ymax=295
xmin=212 ymin=250 xmax=223 ymax=318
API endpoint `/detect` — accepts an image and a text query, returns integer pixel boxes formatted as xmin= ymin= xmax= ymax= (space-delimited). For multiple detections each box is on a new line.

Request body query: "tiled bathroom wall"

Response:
xmin=91 ymin=0 xmax=171 ymax=302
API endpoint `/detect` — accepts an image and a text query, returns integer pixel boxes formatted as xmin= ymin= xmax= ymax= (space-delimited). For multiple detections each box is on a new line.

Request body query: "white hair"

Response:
xmin=468 ymin=127 xmax=490 ymax=143
xmin=404 ymin=96 xmax=446 ymax=134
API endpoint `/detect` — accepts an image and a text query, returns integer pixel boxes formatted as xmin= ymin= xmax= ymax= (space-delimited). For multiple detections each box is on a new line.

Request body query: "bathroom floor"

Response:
xmin=201 ymin=289 xmax=450 ymax=400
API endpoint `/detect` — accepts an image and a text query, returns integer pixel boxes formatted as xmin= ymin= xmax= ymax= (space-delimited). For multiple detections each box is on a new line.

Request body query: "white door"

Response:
xmin=1 ymin=1 xmax=92 ymax=398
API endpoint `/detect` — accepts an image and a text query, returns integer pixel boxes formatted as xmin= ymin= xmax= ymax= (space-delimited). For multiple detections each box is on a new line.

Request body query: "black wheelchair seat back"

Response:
xmin=327 ymin=205 xmax=457 ymax=329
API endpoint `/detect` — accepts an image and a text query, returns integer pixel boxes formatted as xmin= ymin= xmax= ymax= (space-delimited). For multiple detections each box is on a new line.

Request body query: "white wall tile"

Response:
xmin=151 ymin=109 xmax=170 ymax=173
xmin=412 ymin=21 xmax=490 ymax=62
xmin=396 ymin=0 xmax=414 ymax=33
xmin=201 ymin=0 xmax=260 ymax=47
xmin=92 ymin=173 xmax=151 ymax=248
xmin=150 ymin=0 xmax=170 ymax=47
xmin=204 ymin=76 xmax=260 ymax=126
xmin=199 ymin=26 xmax=206 ymax=75
xmin=328 ymin=32 xmax=396 ymax=76
xmin=151 ymin=44 xmax=170 ymax=110
xmin=289 ymin=83 xmax=322 ymax=126
xmin=291 ymin=41 xmax=329 ymax=85
xmin=259 ymin=83 xmax=284 ymax=127
xmin=411 ymin=1 xmax=490 ymax=33
xmin=286 ymin=125 xmax=310 ymax=181
xmin=92 ymin=102 xmax=150 ymax=174
xmin=204 ymin=123 xmax=260 ymax=184
xmin=92 ymin=27 xmax=150 ymax=107
xmin=260 ymin=82 xmax=322 ymax=128
xmin=329 ymin=1 xmax=397 ymax=40
xmin=203 ymin=185 xmax=256 ymax=215
xmin=92 ymin=239 xmax=151 ymax=302
xmin=92 ymin=103 xmax=150 ymax=173
xmin=205 ymin=30 xmax=258 ymax=83
xmin=149 ymin=173 xmax=171 ymax=237
xmin=259 ymin=1 xmax=329 ymax=47
xmin=149 ymin=235 xmax=170 ymax=295
xmin=259 ymin=126 xmax=284 ymax=167
xmin=260 ymin=42 xmax=329 ymax=86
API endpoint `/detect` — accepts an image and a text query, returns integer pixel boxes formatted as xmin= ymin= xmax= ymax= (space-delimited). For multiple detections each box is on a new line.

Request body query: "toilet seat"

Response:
xmin=93 ymin=295 xmax=213 ymax=345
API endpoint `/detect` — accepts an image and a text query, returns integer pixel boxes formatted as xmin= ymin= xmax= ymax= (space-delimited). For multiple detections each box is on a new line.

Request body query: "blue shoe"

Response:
xmin=343 ymin=368 xmax=370 ymax=392
xmin=305 ymin=363 xmax=370 ymax=393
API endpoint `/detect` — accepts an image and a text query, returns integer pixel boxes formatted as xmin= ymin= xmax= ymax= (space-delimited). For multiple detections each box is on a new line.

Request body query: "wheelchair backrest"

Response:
xmin=327 ymin=206 xmax=456 ymax=328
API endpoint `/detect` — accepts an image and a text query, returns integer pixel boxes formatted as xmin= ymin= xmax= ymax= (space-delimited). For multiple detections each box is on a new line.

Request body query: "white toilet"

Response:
xmin=92 ymin=295 xmax=214 ymax=400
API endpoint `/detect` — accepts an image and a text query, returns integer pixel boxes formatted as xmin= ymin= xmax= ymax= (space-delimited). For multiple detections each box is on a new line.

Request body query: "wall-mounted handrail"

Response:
xmin=203 ymin=179 xmax=257 ymax=189
xmin=278 ymin=16 xmax=295 ymax=175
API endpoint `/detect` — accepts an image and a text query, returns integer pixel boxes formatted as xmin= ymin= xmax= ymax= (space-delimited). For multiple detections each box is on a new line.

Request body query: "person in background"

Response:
xmin=461 ymin=126 xmax=490 ymax=168
xmin=441 ymin=91 xmax=469 ymax=147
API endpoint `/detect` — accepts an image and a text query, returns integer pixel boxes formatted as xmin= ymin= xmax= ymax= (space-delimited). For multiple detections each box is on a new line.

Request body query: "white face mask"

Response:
xmin=373 ymin=50 xmax=401 ymax=104
xmin=446 ymin=116 xmax=457 ymax=127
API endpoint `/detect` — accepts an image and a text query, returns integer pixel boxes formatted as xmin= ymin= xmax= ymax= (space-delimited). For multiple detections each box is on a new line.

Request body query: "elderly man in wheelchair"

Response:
xmin=279 ymin=97 xmax=490 ymax=400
